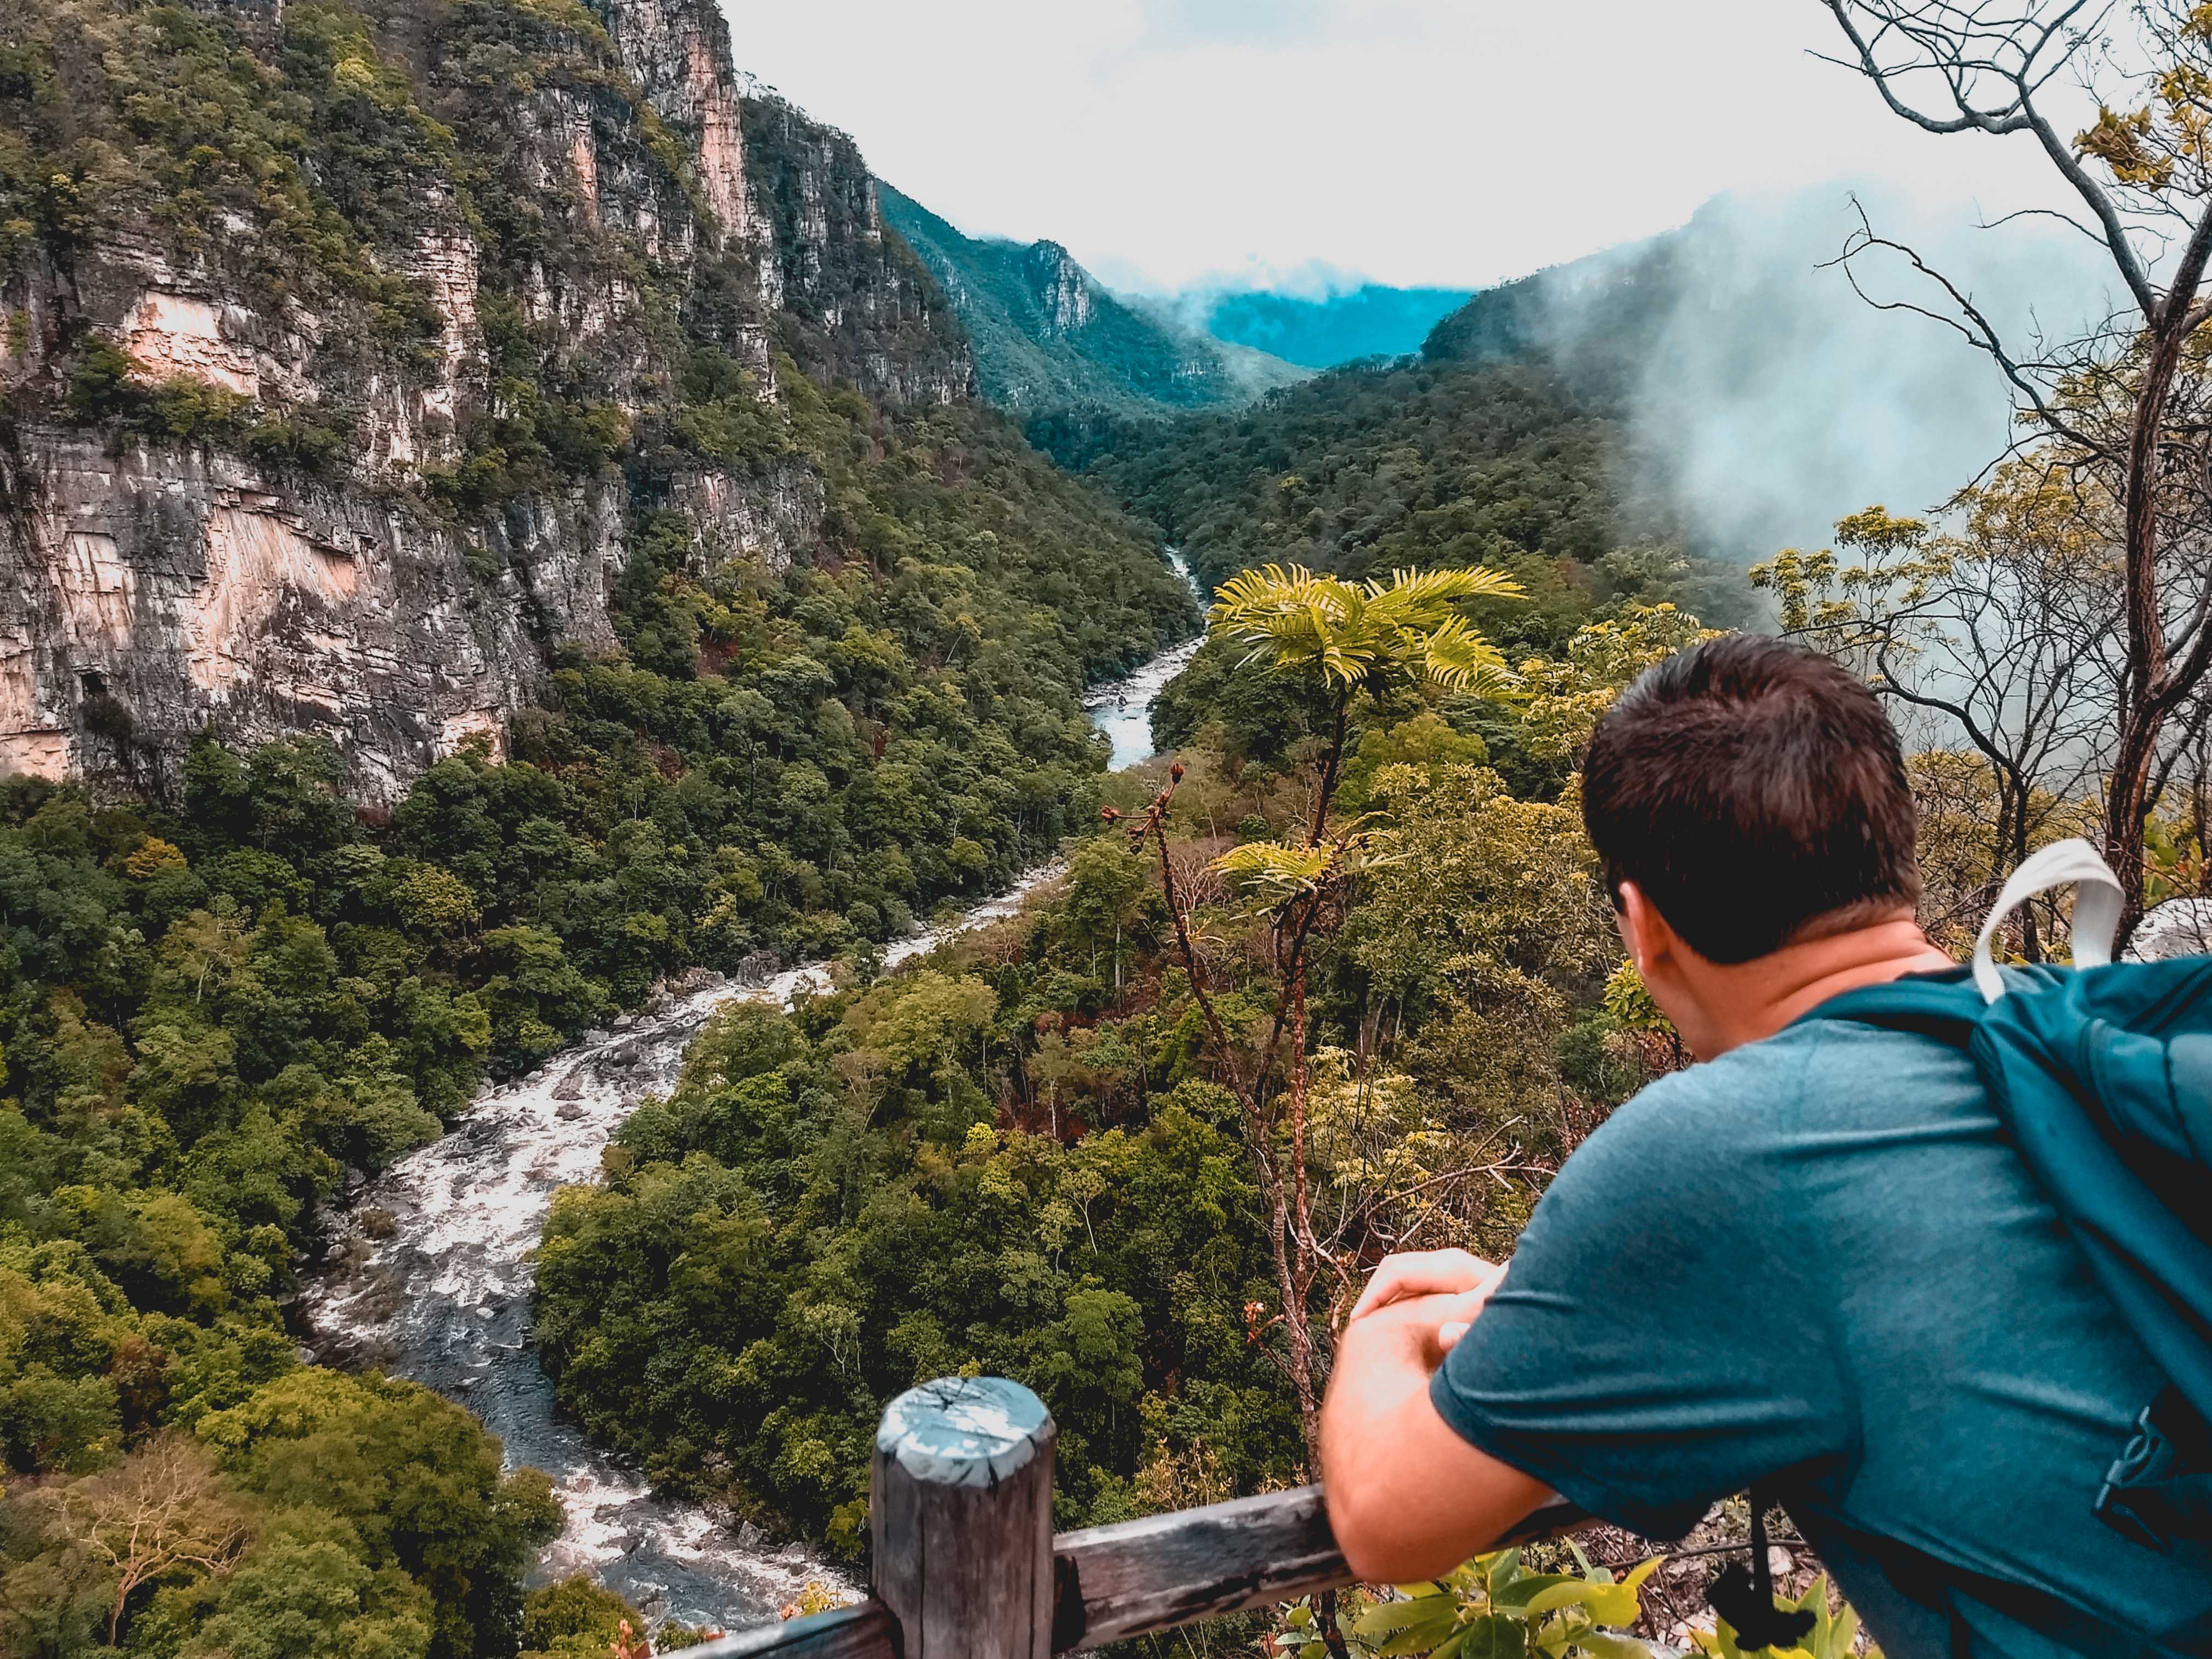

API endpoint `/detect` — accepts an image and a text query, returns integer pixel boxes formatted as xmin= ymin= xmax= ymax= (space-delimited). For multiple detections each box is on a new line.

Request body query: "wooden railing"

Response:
xmin=683 ymin=1376 xmax=1583 ymax=1659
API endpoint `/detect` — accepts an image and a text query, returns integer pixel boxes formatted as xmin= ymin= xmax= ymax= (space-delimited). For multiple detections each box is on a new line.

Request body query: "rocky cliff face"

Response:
xmin=0 ymin=422 xmax=626 ymax=800
xmin=1025 ymin=243 xmax=1095 ymax=335
xmin=0 ymin=0 xmax=970 ymax=798
xmin=741 ymin=95 xmax=973 ymax=408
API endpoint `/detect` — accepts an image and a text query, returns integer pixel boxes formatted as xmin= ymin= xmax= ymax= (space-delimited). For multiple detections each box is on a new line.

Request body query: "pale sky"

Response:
xmin=721 ymin=0 xmax=2076 ymax=295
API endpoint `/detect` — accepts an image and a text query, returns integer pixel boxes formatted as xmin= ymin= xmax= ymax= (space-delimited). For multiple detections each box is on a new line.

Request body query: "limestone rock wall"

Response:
xmin=0 ymin=0 xmax=970 ymax=799
xmin=1025 ymin=244 xmax=1095 ymax=336
xmin=740 ymin=94 xmax=975 ymax=407
xmin=596 ymin=0 xmax=778 ymax=283
xmin=0 ymin=422 xmax=631 ymax=799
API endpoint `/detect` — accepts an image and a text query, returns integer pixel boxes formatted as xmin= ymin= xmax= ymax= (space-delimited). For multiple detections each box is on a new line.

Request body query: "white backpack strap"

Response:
xmin=1972 ymin=837 xmax=2125 ymax=1003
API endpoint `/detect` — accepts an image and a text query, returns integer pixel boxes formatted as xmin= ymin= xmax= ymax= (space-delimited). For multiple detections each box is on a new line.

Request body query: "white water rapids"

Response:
xmin=1085 ymin=553 xmax=1204 ymax=772
xmin=300 ymin=563 xmax=1201 ymax=1635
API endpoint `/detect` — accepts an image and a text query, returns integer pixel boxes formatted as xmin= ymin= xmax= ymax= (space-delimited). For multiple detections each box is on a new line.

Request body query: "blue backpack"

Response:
xmin=1820 ymin=840 xmax=2212 ymax=1553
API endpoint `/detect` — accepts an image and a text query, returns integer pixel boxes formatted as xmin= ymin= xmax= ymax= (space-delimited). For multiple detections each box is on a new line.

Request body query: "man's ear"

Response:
xmin=1615 ymin=881 xmax=1671 ymax=977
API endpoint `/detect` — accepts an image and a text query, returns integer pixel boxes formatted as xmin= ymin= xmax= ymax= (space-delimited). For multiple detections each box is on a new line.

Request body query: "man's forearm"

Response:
xmin=1320 ymin=1294 xmax=1550 ymax=1582
xmin=1320 ymin=1299 xmax=1444 ymax=1489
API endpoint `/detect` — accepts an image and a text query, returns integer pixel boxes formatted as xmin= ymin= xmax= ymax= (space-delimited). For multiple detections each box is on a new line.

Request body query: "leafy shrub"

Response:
xmin=1295 ymin=1547 xmax=1663 ymax=1659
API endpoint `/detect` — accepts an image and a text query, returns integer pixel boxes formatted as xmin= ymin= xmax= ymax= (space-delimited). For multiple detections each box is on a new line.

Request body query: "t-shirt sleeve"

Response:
xmin=1430 ymin=1044 xmax=1856 ymax=1539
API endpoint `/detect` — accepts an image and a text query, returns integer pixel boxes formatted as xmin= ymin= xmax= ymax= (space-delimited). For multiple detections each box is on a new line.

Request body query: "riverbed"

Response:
xmin=301 ymin=565 xmax=1199 ymax=1634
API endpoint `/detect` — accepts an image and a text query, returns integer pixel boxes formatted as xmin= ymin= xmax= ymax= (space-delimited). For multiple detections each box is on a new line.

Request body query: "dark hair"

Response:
xmin=1581 ymin=633 xmax=1920 ymax=964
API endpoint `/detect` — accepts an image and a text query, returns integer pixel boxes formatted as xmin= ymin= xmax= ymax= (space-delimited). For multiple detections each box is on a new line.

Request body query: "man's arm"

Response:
xmin=1319 ymin=1288 xmax=1551 ymax=1583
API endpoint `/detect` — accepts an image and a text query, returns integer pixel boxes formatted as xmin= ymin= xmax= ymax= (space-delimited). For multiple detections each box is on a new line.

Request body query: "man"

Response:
xmin=1319 ymin=635 xmax=2212 ymax=1656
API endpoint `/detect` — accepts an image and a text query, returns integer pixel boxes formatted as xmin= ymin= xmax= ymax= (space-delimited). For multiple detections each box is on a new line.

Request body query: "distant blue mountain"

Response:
xmin=1198 ymin=284 xmax=1475 ymax=368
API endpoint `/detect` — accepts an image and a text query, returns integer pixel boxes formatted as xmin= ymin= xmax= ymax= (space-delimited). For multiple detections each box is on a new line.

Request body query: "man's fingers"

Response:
xmin=1357 ymin=1251 xmax=1499 ymax=1318
xmin=1348 ymin=1251 xmax=1466 ymax=1321
xmin=1426 ymin=1285 xmax=1502 ymax=1363
xmin=1347 ymin=1249 xmax=1501 ymax=1322
xmin=1435 ymin=1283 xmax=1499 ymax=1327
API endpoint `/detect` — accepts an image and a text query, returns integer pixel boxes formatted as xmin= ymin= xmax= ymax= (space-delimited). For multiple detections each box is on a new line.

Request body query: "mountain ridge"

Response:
xmin=876 ymin=183 xmax=1305 ymax=415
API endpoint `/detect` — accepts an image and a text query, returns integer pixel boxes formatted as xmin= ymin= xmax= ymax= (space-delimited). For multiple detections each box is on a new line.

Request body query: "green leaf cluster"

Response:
xmin=1210 ymin=565 xmax=1522 ymax=698
xmin=1688 ymin=1574 xmax=1882 ymax=1659
xmin=1285 ymin=1547 xmax=1664 ymax=1659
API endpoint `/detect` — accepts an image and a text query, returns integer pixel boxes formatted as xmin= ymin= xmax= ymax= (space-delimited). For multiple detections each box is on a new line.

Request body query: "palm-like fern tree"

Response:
xmin=1113 ymin=562 xmax=1522 ymax=1468
xmin=1209 ymin=563 xmax=1521 ymax=693
xmin=1210 ymin=565 xmax=1520 ymax=831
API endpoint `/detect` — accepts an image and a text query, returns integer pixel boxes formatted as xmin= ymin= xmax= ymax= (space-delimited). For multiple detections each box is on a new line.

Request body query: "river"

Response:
xmin=300 ymin=561 xmax=1200 ymax=1635
xmin=1086 ymin=552 xmax=1205 ymax=772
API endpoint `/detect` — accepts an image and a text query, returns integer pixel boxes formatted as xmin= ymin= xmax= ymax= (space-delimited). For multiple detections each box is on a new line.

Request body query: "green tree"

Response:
xmin=1752 ymin=481 xmax=2118 ymax=958
xmin=518 ymin=1576 xmax=648 ymax=1659
xmin=199 ymin=1370 xmax=561 ymax=1659
xmin=1113 ymin=563 xmax=1520 ymax=1465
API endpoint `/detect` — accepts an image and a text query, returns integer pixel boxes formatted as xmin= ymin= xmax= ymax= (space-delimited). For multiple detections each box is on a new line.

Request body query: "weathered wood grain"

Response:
xmin=1048 ymin=1486 xmax=1589 ymax=1652
xmin=676 ymin=1600 xmax=899 ymax=1659
xmin=872 ymin=1375 xmax=1058 ymax=1659
xmin=1051 ymin=1486 xmax=1343 ymax=1651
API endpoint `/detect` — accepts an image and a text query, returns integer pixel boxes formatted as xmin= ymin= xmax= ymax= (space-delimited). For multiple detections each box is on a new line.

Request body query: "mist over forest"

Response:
xmin=1455 ymin=183 xmax=2115 ymax=572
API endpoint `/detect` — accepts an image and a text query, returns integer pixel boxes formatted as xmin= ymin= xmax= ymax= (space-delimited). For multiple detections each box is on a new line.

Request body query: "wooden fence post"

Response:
xmin=871 ymin=1376 xmax=1056 ymax=1659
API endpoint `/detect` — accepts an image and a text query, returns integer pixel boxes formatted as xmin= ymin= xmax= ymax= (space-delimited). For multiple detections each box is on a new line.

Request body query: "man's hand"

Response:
xmin=1348 ymin=1284 xmax=1497 ymax=1368
xmin=1346 ymin=1249 xmax=1506 ymax=1339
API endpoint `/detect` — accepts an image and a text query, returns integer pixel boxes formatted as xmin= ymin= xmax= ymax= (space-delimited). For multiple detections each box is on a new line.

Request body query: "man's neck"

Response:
xmin=1697 ymin=915 xmax=1956 ymax=1058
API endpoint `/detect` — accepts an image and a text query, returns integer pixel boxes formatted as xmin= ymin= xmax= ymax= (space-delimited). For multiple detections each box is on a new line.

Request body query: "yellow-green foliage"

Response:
xmin=520 ymin=1575 xmax=650 ymax=1659
xmin=1282 ymin=1547 xmax=1663 ymax=1659
xmin=1209 ymin=564 xmax=1522 ymax=697
xmin=1690 ymin=1574 xmax=1883 ymax=1659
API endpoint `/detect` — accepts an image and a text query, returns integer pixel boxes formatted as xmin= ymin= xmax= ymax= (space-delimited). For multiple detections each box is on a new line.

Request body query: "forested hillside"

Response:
xmin=0 ymin=383 xmax=1187 ymax=1651
xmin=1043 ymin=360 xmax=1639 ymax=606
xmin=877 ymin=186 xmax=1304 ymax=416
xmin=1030 ymin=345 xmax=1750 ymax=769
xmin=527 ymin=608 xmax=1673 ymax=1554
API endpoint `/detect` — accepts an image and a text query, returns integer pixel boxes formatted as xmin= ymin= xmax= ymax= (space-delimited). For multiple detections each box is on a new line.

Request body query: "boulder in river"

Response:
xmin=661 ymin=966 xmax=727 ymax=996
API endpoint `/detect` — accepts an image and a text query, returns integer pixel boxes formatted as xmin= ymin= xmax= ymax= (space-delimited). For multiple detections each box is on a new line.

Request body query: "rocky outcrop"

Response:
xmin=740 ymin=94 xmax=973 ymax=407
xmin=0 ymin=426 xmax=623 ymax=797
xmin=665 ymin=464 xmax=822 ymax=577
xmin=593 ymin=0 xmax=777 ymax=287
xmin=0 ymin=0 xmax=972 ymax=799
xmin=585 ymin=0 xmax=971 ymax=404
xmin=1024 ymin=243 xmax=1093 ymax=335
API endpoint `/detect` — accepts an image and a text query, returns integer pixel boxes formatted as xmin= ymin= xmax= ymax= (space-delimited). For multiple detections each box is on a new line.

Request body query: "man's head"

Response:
xmin=1584 ymin=634 xmax=1936 ymax=1055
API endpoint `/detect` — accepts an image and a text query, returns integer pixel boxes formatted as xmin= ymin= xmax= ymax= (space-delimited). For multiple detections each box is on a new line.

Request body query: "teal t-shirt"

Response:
xmin=1430 ymin=971 xmax=2212 ymax=1657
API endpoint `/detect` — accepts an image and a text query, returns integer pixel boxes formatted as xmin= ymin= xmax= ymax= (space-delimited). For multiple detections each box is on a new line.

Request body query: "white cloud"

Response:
xmin=720 ymin=0 xmax=2084 ymax=291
